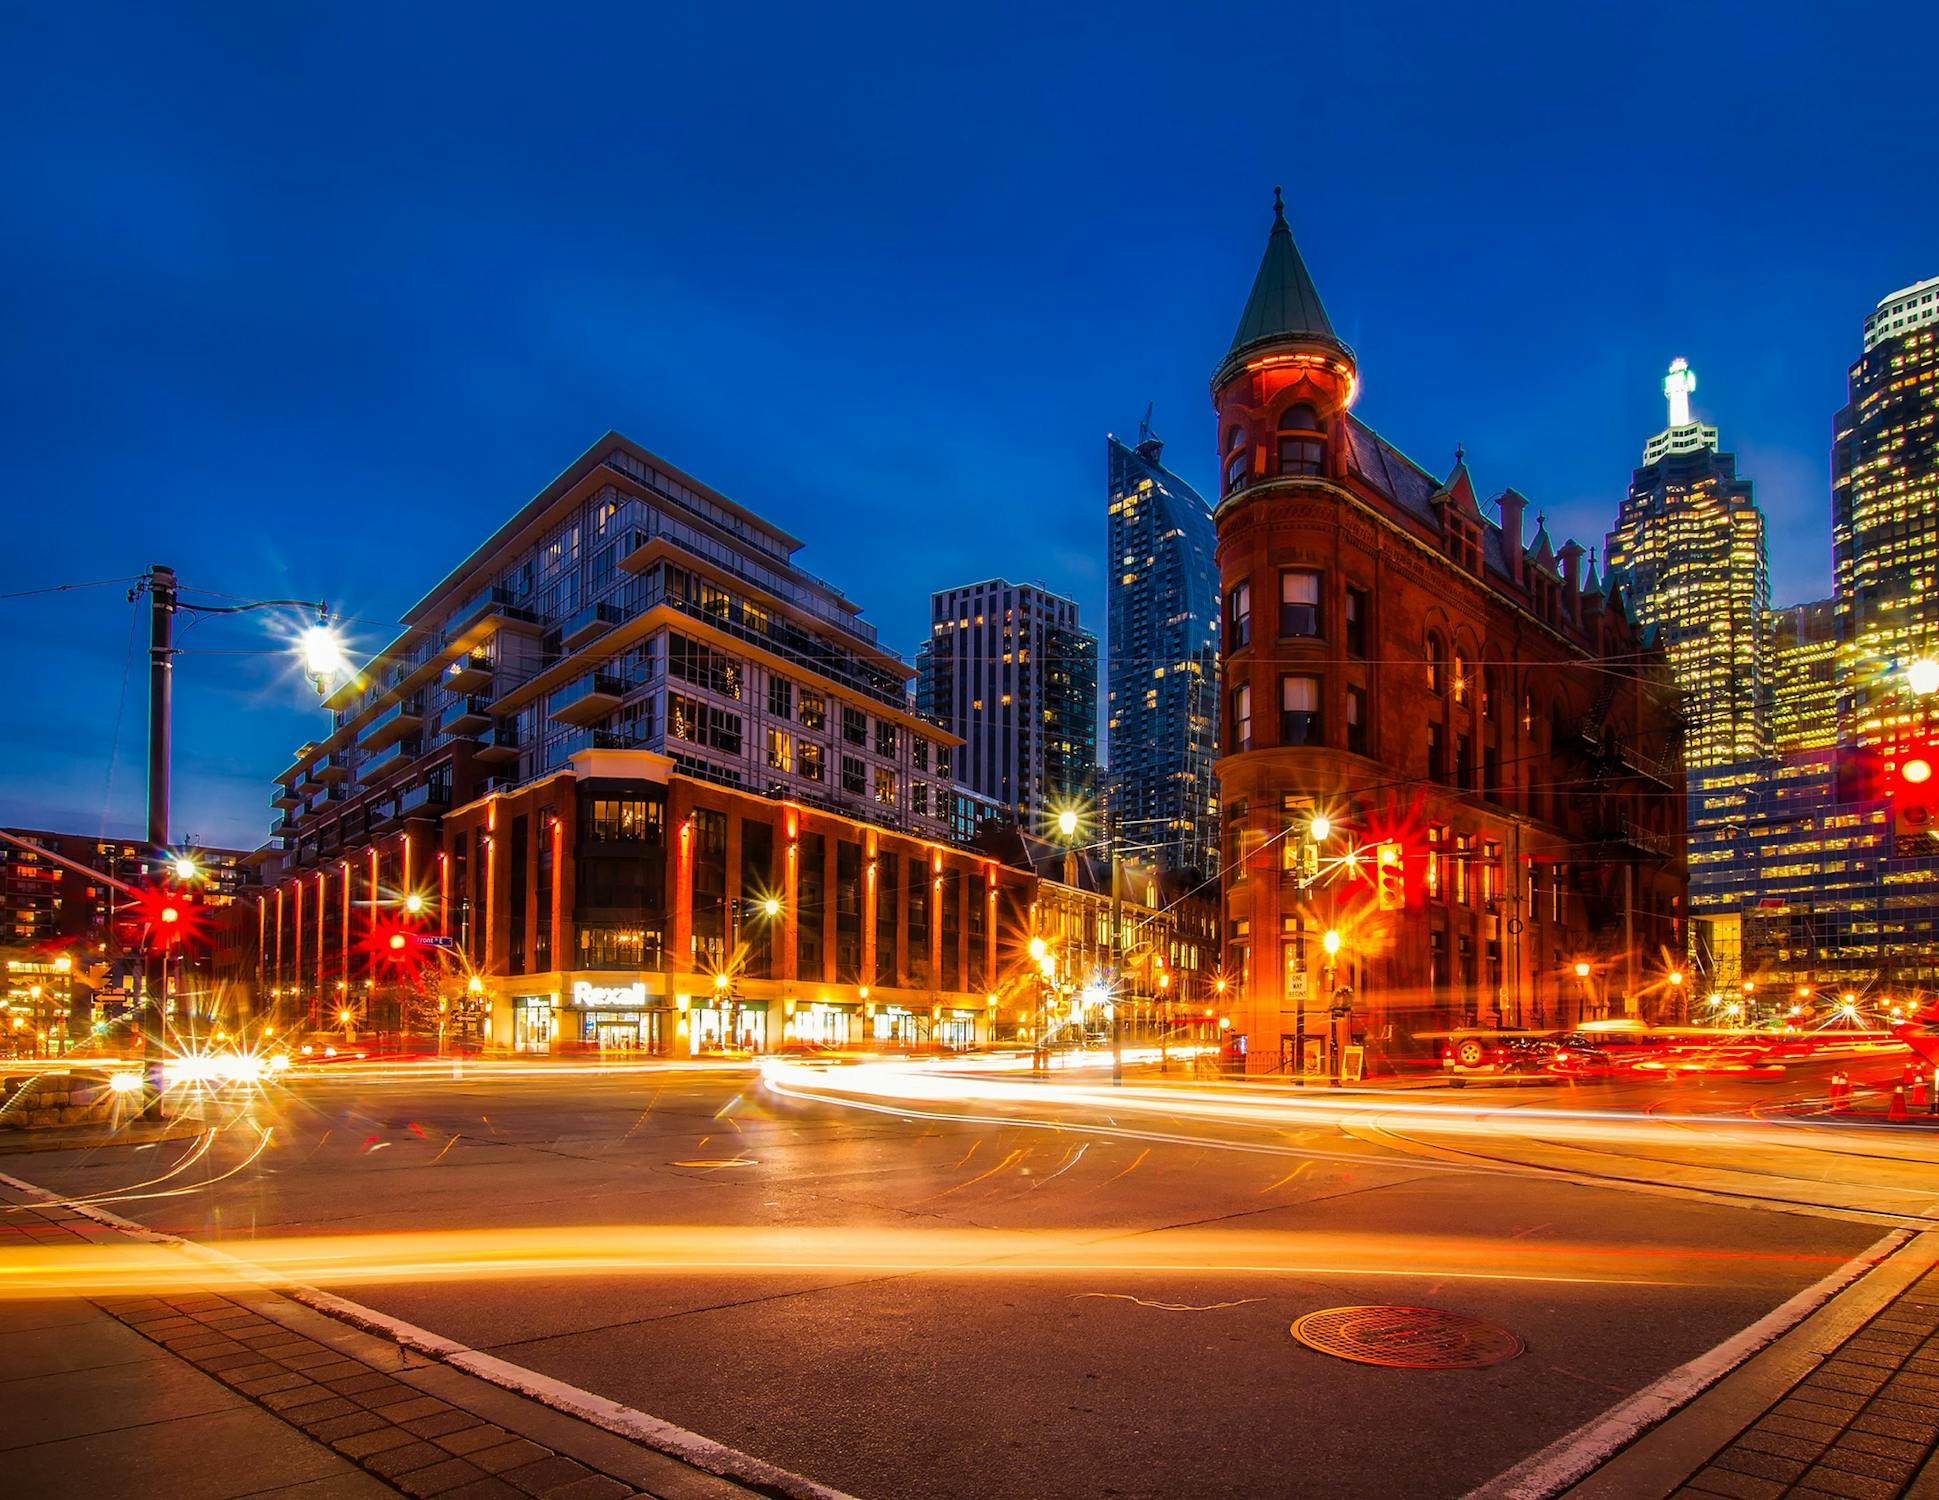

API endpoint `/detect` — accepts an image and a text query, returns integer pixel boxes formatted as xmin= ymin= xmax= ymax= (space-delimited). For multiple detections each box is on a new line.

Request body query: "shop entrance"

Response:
xmin=797 ymin=1004 xmax=854 ymax=1047
xmin=872 ymin=1007 xmax=923 ymax=1045
xmin=689 ymin=1004 xmax=767 ymax=1054
xmin=513 ymin=999 xmax=554 ymax=1055
xmin=936 ymin=1013 xmax=976 ymax=1050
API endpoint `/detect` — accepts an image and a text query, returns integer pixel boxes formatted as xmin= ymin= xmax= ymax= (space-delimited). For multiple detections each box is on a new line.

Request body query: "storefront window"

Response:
xmin=513 ymin=997 xmax=554 ymax=1054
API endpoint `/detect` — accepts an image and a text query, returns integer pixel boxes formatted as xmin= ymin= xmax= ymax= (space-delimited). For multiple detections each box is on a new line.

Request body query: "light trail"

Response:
xmin=0 ymin=1222 xmax=1850 ymax=1300
xmin=760 ymin=1056 xmax=1939 ymax=1166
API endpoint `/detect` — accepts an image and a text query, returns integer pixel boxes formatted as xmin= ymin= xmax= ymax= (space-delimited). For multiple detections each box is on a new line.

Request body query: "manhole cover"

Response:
xmin=1290 ymin=1305 xmax=1524 ymax=1369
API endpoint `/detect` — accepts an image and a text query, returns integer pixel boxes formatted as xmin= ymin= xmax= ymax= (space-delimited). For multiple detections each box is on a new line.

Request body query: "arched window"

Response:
xmin=1277 ymin=404 xmax=1324 ymax=476
xmin=1452 ymin=652 xmax=1469 ymax=705
xmin=1426 ymin=633 xmax=1445 ymax=693
xmin=1224 ymin=427 xmax=1249 ymax=493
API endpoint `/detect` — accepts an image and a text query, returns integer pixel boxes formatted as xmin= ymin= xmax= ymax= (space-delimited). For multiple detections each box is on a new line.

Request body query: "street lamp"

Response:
xmin=1907 ymin=657 xmax=1939 ymax=697
xmin=1309 ymin=814 xmax=1332 ymax=843
xmin=301 ymin=623 xmax=349 ymax=686
xmin=404 ymin=892 xmax=425 ymax=915
xmin=134 ymin=566 xmax=342 ymax=1116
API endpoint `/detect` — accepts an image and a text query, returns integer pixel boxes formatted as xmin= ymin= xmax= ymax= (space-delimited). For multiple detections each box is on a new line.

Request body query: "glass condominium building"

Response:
xmin=1106 ymin=422 xmax=1220 ymax=878
xmin=1606 ymin=359 xmax=1771 ymax=773
xmin=1833 ymin=274 xmax=1939 ymax=748
xmin=276 ymin=431 xmax=960 ymax=871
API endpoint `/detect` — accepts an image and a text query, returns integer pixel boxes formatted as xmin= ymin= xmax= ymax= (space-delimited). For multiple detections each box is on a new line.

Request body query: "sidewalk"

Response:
xmin=0 ymin=1187 xmax=792 ymax=1500
xmin=1562 ymin=1231 xmax=1939 ymax=1500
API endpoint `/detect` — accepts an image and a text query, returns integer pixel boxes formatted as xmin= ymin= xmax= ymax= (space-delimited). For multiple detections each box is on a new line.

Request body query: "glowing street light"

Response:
xmin=302 ymin=622 xmax=349 ymax=684
xmin=759 ymin=896 xmax=782 ymax=919
xmin=1055 ymin=807 xmax=1080 ymax=840
xmin=1308 ymin=814 xmax=1332 ymax=842
xmin=1321 ymin=929 xmax=1342 ymax=958
xmin=404 ymin=892 xmax=425 ymax=915
xmin=1028 ymin=936 xmax=1049 ymax=963
xmin=1667 ymin=969 xmax=1684 ymax=987
xmin=1907 ymin=657 xmax=1939 ymax=696
xmin=1574 ymin=960 xmax=1592 ymax=980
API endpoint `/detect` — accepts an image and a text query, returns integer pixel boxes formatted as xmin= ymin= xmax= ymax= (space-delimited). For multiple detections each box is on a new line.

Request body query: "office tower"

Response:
xmin=1833 ymin=274 xmax=1939 ymax=746
xmin=1106 ymin=418 xmax=1221 ymax=878
xmin=916 ymin=579 xmax=1097 ymax=826
xmin=1768 ymin=600 xmax=1839 ymax=753
xmin=1606 ymin=359 xmax=1772 ymax=771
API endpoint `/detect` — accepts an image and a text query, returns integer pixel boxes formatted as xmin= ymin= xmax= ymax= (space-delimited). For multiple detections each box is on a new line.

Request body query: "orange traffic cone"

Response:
xmin=1913 ymin=1072 xmax=1931 ymax=1110
xmin=1888 ymin=1085 xmax=1909 ymax=1123
xmin=1829 ymin=1072 xmax=1849 ymax=1111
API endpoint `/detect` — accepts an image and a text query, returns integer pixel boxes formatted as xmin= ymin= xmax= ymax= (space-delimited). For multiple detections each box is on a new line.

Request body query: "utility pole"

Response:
xmin=142 ymin=564 xmax=175 ymax=1119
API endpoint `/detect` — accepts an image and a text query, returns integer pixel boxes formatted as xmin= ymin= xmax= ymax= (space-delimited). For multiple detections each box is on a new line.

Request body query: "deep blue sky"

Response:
xmin=4 ymin=3 xmax=1934 ymax=849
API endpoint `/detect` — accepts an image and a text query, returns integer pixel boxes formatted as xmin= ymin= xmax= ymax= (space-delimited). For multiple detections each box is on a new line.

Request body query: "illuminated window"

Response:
xmin=1231 ymin=684 xmax=1252 ymax=752
xmin=1280 ymin=675 xmax=1322 ymax=746
xmin=1279 ymin=570 xmax=1321 ymax=638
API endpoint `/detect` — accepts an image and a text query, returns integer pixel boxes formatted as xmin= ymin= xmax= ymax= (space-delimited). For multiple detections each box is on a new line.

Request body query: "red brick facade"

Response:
xmin=1212 ymin=201 xmax=1686 ymax=1072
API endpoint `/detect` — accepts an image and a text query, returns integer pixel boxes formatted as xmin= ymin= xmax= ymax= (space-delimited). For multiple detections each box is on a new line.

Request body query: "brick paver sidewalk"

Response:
xmin=0 ymin=1186 xmax=777 ymax=1500
xmin=1672 ymin=1264 xmax=1939 ymax=1500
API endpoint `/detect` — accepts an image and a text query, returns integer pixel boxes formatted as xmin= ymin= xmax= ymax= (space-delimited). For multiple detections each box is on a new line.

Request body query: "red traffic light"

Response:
xmin=1374 ymin=842 xmax=1405 ymax=911
xmin=128 ymin=882 xmax=206 ymax=951
xmin=1904 ymin=757 xmax=1933 ymax=786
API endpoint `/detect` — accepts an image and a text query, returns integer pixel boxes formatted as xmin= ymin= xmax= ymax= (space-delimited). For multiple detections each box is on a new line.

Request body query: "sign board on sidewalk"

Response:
xmin=1341 ymin=1044 xmax=1366 ymax=1083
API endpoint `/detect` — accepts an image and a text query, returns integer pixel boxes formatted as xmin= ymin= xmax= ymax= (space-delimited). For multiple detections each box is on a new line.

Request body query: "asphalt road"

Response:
xmin=3 ymin=1050 xmax=1932 ymax=1500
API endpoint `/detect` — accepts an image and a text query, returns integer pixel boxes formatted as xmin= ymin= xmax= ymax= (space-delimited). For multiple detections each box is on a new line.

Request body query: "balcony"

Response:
xmin=561 ymin=601 xmax=625 ymax=650
xmin=397 ymin=782 xmax=451 ymax=821
xmin=549 ymin=671 xmax=627 ymax=726
xmin=271 ymin=783 xmax=302 ymax=811
xmin=444 ymin=585 xmax=542 ymax=648
xmin=362 ymin=738 xmax=422 ymax=784
xmin=445 ymin=653 xmax=493 ymax=694
xmin=1613 ymin=736 xmax=1681 ymax=790
xmin=312 ymin=753 xmax=351 ymax=785
xmin=361 ymin=697 xmax=424 ymax=751
xmin=443 ymin=694 xmax=494 ymax=736
xmin=1598 ymin=812 xmax=1675 ymax=860
xmin=473 ymin=723 xmax=522 ymax=765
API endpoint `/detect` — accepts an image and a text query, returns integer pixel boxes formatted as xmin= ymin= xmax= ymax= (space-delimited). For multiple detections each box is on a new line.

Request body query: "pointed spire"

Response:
xmin=1224 ymin=189 xmax=1346 ymax=364
xmin=1528 ymin=512 xmax=1556 ymax=572
xmin=1582 ymin=546 xmax=1605 ymax=598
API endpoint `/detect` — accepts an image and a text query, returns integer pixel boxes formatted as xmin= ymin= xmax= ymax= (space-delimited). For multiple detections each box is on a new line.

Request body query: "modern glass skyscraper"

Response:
xmin=1833 ymin=274 xmax=1939 ymax=747
xmin=1606 ymin=359 xmax=1771 ymax=772
xmin=1768 ymin=599 xmax=1839 ymax=754
xmin=1106 ymin=419 xmax=1220 ymax=878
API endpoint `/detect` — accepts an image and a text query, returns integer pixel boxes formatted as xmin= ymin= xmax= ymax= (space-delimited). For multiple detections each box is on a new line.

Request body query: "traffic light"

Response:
xmin=1889 ymin=743 xmax=1938 ymax=852
xmin=127 ymin=882 xmax=207 ymax=952
xmin=1374 ymin=842 xmax=1405 ymax=911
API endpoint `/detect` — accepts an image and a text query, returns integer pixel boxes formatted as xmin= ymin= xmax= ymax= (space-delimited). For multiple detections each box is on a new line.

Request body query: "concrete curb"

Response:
xmin=1462 ymin=1227 xmax=1916 ymax=1500
xmin=0 ymin=1166 xmax=863 ymax=1500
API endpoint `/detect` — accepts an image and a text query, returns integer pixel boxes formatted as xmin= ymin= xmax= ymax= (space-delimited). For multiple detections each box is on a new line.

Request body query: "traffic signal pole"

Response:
xmin=142 ymin=564 xmax=176 ymax=1119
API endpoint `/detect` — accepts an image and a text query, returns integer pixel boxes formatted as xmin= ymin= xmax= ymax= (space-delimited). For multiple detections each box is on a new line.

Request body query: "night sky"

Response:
xmin=3 ymin=3 xmax=1934 ymax=850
